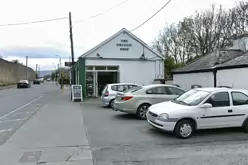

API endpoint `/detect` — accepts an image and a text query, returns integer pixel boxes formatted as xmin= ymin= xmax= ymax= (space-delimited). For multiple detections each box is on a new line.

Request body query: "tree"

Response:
xmin=12 ymin=59 xmax=23 ymax=65
xmin=51 ymin=67 xmax=70 ymax=84
xmin=152 ymin=1 xmax=248 ymax=79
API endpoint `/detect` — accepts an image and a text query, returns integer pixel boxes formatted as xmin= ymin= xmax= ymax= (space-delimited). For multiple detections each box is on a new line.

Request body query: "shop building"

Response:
xmin=75 ymin=28 xmax=164 ymax=98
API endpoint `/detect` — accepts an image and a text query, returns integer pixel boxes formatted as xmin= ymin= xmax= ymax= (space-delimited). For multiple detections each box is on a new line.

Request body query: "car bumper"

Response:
xmin=101 ymin=97 xmax=111 ymax=106
xmin=113 ymin=102 xmax=136 ymax=114
xmin=147 ymin=114 xmax=176 ymax=132
xmin=18 ymin=85 xmax=28 ymax=88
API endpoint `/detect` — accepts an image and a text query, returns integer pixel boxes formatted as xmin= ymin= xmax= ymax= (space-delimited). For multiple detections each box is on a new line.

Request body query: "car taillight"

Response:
xmin=121 ymin=96 xmax=133 ymax=101
xmin=104 ymin=91 xmax=109 ymax=97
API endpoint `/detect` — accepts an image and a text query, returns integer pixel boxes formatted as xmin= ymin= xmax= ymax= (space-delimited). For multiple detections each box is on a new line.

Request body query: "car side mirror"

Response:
xmin=199 ymin=103 xmax=212 ymax=108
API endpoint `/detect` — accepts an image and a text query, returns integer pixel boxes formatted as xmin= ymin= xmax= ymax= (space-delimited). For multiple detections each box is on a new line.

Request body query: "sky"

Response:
xmin=0 ymin=0 xmax=237 ymax=71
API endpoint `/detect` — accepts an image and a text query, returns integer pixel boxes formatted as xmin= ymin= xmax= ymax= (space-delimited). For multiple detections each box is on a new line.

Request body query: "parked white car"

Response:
xmin=101 ymin=83 xmax=141 ymax=108
xmin=147 ymin=88 xmax=248 ymax=139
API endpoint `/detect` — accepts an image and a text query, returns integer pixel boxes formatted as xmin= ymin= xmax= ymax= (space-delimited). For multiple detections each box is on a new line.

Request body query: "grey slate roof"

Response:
xmin=218 ymin=52 xmax=248 ymax=67
xmin=173 ymin=49 xmax=245 ymax=73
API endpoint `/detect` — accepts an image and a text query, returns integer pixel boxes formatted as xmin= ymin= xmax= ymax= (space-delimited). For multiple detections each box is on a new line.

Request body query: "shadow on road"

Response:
xmin=113 ymin=114 xmax=142 ymax=121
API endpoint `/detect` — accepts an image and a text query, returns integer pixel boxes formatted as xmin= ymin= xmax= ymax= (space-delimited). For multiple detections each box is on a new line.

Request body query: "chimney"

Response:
xmin=215 ymin=50 xmax=221 ymax=65
xmin=231 ymin=32 xmax=248 ymax=52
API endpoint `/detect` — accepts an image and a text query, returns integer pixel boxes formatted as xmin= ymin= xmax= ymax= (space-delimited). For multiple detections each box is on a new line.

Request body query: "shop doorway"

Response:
xmin=97 ymin=72 xmax=119 ymax=96
xmin=85 ymin=65 xmax=119 ymax=97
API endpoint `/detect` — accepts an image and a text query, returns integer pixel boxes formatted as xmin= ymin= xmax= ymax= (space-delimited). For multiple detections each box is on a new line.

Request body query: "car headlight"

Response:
xmin=158 ymin=113 xmax=169 ymax=120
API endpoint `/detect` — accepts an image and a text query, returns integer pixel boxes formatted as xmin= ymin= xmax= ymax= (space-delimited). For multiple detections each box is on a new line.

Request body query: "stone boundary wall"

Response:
xmin=0 ymin=59 xmax=36 ymax=85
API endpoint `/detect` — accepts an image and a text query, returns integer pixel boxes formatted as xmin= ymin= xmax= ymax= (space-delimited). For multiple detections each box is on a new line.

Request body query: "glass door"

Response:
xmin=94 ymin=72 xmax=98 ymax=97
xmin=86 ymin=71 xmax=98 ymax=97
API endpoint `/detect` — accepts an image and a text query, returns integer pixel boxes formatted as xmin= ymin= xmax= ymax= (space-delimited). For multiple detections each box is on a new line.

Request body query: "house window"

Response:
xmin=107 ymin=66 xmax=118 ymax=70
xmin=86 ymin=66 xmax=93 ymax=70
xmin=95 ymin=66 xmax=106 ymax=70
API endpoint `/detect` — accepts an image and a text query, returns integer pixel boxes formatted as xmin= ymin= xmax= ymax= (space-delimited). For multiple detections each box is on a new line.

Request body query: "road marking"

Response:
xmin=0 ymin=96 xmax=43 ymax=120
xmin=0 ymin=128 xmax=12 ymax=133
xmin=0 ymin=118 xmax=27 ymax=123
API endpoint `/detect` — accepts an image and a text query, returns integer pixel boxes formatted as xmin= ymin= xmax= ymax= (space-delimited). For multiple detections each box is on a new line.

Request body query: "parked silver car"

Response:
xmin=113 ymin=84 xmax=185 ymax=119
xmin=101 ymin=83 xmax=141 ymax=108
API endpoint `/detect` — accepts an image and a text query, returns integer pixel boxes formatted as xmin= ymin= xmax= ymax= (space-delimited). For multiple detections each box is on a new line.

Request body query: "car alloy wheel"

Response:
xmin=174 ymin=120 xmax=194 ymax=139
xmin=109 ymin=99 xmax=115 ymax=108
xmin=137 ymin=104 xmax=151 ymax=119
xmin=180 ymin=124 xmax=192 ymax=138
xmin=243 ymin=120 xmax=248 ymax=132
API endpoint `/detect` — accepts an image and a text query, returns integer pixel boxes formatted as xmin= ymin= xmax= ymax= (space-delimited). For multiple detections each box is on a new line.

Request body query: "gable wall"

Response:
xmin=86 ymin=31 xmax=161 ymax=60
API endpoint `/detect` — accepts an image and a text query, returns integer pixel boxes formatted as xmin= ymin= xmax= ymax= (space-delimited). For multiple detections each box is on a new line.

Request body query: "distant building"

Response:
xmin=172 ymin=32 xmax=248 ymax=90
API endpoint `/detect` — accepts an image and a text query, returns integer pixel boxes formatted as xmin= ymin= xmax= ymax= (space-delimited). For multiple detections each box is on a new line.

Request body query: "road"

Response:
xmin=0 ymin=82 xmax=59 ymax=145
xmin=82 ymin=100 xmax=248 ymax=165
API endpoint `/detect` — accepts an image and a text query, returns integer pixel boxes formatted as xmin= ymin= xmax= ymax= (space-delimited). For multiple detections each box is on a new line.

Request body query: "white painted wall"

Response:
xmin=173 ymin=72 xmax=214 ymax=90
xmin=86 ymin=31 xmax=161 ymax=60
xmin=86 ymin=59 xmax=163 ymax=85
xmin=217 ymin=68 xmax=248 ymax=89
xmin=232 ymin=37 xmax=248 ymax=51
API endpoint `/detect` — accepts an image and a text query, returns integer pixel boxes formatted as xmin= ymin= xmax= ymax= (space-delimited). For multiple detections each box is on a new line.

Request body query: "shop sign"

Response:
xmin=71 ymin=85 xmax=82 ymax=102
xmin=116 ymin=39 xmax=132 ymax=51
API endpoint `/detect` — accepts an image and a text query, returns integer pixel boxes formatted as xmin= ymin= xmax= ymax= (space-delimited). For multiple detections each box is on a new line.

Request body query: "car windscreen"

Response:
xmin=173 ymin=89 xmax=210 ymax=106
xmin=124 ymin=86 xmax=142 ymax=93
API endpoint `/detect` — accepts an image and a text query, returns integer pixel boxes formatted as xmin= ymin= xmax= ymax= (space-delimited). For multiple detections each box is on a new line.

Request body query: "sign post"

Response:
xmin=71 ymin=85 xmax=83 ymax=102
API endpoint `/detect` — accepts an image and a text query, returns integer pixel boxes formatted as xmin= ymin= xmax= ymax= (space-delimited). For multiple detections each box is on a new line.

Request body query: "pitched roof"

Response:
xmin=173 ymin=49 xmax=244 ymax=74
xmin=218 ymin=52 xmax=248 ymax=68
xmin=80 ymin=28 xmax=164 ymax=60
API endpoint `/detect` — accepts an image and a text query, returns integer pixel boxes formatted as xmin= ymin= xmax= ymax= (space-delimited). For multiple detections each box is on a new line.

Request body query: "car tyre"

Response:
xmin=108 ymin=99 xmax=115 ymax=108
xmin=174 ymin=120 xmax=194 ymax=139
xmin=243 ymin=120 xmax=248 ymax=132
xmin=136 ymin=103 xmax=151 ymax=119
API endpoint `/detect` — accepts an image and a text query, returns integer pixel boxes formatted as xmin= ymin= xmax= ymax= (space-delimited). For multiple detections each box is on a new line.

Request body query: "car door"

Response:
xmin=230 ymin=91 xmax=248 ymax=126
xmin=197 ymin=92 xmax=232 ymax=129
xmin=165 ymin=86 xmax=185 ymax=100
xmin=146 ymin=87 xmax=167 ymax=104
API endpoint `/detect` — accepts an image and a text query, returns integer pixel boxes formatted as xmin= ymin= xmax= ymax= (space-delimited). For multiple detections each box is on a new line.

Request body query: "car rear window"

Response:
xmin=19 ymin=80 xmax=27 ymax=83
xmin=124 ymin=86 xmax=142 ymax=93
xmin=111 ymin=85 xmax=127 ymax=92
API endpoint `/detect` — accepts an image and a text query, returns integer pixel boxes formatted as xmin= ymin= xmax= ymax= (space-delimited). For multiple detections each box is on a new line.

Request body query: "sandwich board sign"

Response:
xmin=71 ymin=85 xmax=82 ymax=102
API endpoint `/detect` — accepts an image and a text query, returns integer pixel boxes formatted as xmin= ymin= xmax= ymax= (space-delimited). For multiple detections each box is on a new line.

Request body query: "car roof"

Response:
xmin=196 ymin=87 xmax=247 ymax=93
xmin=107 ymin=83 xmax=140 ymax=86
xmin=142 ymin=84 xmax=180 ymax=89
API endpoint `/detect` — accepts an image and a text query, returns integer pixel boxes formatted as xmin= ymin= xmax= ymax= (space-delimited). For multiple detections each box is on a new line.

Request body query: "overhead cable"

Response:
xmin=131 ymin=0 xmax=172 ymax=32
xmin=73 ymin=0 xmax=129 ymax=23
xmin=0 ymin=17 xmax=68 ymax=27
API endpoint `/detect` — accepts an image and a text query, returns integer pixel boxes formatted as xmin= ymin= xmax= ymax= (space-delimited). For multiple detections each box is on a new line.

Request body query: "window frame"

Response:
xmin=166 ymin=86 xmax=185 ymax=95
xmin=231 ymin=91 xmax=248 ymax=106
xmin=146 ymin=87 xmax=167 ymax=95
xmin=203 ymin=91 xmax=231 ymax=108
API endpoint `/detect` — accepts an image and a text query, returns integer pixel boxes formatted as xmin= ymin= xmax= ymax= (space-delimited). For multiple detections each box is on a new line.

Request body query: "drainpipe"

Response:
xmin=213 ymin=68 xmax=217 ymax=87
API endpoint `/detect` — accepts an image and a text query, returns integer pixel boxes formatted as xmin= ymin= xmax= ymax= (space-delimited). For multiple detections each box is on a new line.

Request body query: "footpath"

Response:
xmin=0 ymin=87 xmax=93 ymax=165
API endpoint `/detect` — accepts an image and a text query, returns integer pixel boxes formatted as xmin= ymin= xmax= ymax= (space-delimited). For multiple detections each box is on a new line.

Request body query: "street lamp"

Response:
xmin=55 ymin=55 xmax=62 ymax=90
xmin=55 ymin=55 xmax=62 ymax=81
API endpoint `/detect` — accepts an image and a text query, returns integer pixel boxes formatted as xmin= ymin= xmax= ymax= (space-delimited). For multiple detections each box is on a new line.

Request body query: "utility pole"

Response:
xmin=69 ymin=12 xmax=75 ymax=85
xmin=57 ymin=63 xmax=59 ymax=85
xmin=26 ymin=56 xmax=28 ymax=80
xmin=38 ymin=65 xmax=40 ymax=78
xmin=36 ymin=64 xmax=38 ymax=78
xmin=59 ymin=57 xmax=62 ymax=89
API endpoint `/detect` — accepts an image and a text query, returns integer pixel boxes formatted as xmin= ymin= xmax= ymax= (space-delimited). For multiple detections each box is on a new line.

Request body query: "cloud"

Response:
xmin=1 ymin=46 xmax=69 ymax=59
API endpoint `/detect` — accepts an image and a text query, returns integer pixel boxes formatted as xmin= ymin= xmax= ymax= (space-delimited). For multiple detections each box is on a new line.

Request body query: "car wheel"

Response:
xmin=137 ymin=103 xmax=151 ymax=119
xmin=174 ymin=120 xmax=194 ymax=139
xmin=243 ymin=120 xmax=248 ymax=132
xmin=108 ymin=99 xmax=115 ymax=108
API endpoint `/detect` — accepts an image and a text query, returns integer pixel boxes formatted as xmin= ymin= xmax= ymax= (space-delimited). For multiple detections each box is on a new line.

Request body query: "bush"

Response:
xmin=58 ymin=78 xmax=70 ymax=85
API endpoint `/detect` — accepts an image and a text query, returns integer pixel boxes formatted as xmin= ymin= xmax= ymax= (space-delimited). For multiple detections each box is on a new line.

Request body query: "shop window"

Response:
xmin=86 ymin=66 xmax=93 ymax=70
xmin=95 ymin=66 xmax=106 ymax=70
xmin=107 ymin=66 xmax=118 ymax=70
